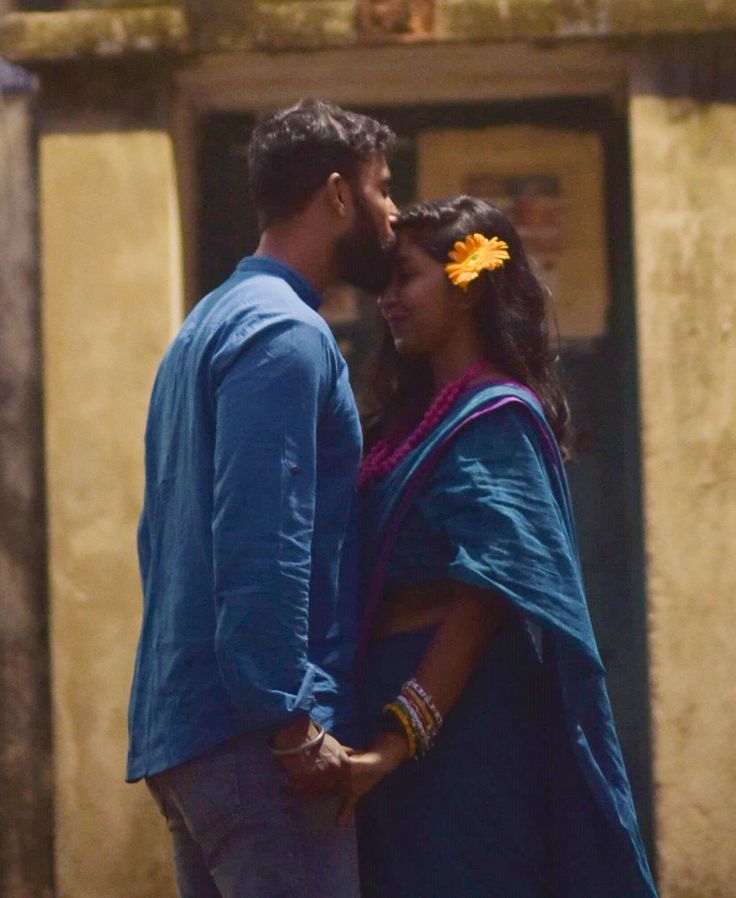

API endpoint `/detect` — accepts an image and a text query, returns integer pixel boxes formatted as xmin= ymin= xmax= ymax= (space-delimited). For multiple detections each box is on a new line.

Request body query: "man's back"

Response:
xmin=127 ymin=256 xmax=362 ymax=782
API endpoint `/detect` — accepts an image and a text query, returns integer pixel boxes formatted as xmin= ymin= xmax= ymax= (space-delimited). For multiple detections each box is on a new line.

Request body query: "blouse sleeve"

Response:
xmin=417 ymin=404 xmax=589 ymax=640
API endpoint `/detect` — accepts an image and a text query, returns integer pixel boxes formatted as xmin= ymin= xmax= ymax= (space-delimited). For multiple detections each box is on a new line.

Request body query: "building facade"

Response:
xmin=1 ymin=2 xmax=735 ymax=896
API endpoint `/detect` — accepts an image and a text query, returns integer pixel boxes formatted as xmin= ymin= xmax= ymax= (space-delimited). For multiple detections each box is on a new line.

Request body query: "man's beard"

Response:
xmin=336 ymin=198 xmax=396 ymax=294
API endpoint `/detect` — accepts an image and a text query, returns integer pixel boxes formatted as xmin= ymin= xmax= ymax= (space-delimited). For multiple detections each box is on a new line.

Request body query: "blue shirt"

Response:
xmin=127 ymin=257 xmax=362 ymax=782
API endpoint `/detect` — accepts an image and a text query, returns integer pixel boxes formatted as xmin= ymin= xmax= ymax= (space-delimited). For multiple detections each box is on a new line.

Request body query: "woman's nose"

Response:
xmin=377 ymin=285 xmax=397 ymax=310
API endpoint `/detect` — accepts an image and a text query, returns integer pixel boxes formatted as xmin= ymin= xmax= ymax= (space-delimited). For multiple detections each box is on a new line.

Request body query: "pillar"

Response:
xmin=630 ymin=37 xmax=736 ymax=898
xmin=41 ymin=122 xmax=183 ymax=897
xmin=0 ymin=55 xmax=54 ymax=898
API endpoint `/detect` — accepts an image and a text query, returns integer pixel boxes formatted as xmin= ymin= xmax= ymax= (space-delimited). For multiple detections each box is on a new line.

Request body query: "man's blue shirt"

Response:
xmin=127 ymin=257 xmax=362 ymax=782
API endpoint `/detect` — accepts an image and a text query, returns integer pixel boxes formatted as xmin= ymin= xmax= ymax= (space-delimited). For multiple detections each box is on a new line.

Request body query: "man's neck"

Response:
xmin=254 ymin=222 xmax=338 ymax=296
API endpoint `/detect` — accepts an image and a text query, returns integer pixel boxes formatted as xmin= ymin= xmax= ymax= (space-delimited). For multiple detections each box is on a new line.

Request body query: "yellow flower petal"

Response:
xmin=445 ymin=232 xmax=509 ymax=290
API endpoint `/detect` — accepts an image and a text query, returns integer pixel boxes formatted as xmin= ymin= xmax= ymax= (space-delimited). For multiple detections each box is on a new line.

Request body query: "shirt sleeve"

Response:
xmin=211 ymin=319 xmax=333 ymax=730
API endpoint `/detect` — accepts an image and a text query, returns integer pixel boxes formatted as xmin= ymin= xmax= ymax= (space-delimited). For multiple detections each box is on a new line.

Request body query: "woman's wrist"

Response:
xmin=372 ymin=730 xmax=411 ymax=771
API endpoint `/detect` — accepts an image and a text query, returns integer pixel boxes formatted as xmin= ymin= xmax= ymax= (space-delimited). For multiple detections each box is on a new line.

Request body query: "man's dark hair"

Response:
xmin=248 ymin=99 xmax=396 ymax=227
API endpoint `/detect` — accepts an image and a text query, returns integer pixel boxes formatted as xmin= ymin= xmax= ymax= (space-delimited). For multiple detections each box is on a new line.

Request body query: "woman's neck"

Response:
xmin=428 ymin=339 xmax=501 ymax=392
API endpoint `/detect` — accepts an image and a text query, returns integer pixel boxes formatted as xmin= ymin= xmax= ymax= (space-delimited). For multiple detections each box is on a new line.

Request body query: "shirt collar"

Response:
xmin=236 ymin=256 xmax=323 ymax=312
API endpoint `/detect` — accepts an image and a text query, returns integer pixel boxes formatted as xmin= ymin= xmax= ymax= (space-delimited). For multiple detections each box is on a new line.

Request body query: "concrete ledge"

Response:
xmin=0 ymin=7 xmax=190 ymax=63
xmin=437 ymin=0 xmax=736 ymax=43
xmin=254 ymin=0 xmax=357 ymax=51
xmin=1 ymin=1 xmax=735 ymax=61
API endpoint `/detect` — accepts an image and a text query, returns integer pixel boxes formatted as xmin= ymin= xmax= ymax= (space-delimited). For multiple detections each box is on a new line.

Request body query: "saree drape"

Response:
xmin=357 ymin=382 xmax=657 ymax=898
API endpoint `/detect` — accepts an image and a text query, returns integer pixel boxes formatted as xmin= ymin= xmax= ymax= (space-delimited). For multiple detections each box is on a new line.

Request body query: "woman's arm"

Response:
xmin=337 ymin=582 xmax=507 ymax=823
xmin=413 ymin=581 xmax=506 ymax=714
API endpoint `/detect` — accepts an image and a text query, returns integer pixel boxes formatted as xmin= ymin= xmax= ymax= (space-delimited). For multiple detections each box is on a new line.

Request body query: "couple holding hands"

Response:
xmin=127 ymin=100 xmax=657 ymax=898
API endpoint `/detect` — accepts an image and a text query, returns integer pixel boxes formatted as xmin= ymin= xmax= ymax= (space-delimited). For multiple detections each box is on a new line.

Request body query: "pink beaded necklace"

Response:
xmin=358 ymin=362 xmax=486 ymax=489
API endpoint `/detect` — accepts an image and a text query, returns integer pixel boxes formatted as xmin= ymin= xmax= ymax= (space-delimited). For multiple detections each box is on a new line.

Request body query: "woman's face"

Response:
xmin=378 ymin=231 xmax=462 ymax=356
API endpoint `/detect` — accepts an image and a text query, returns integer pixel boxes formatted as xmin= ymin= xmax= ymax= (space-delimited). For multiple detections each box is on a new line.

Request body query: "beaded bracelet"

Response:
xmin=402 ymin=686 xmax=435 ymax=733
xmin=406 ymin=678 xmax=443 ymax=730
xmin=383 ymin=701 xmax=417 ymax=758
xmin=382 ymin=678 xmax=444 ymax=760
xmin=402 ymin=695 xmax=434 ymax=757
xmin=396 ymin=694 xmax=428 ymax=755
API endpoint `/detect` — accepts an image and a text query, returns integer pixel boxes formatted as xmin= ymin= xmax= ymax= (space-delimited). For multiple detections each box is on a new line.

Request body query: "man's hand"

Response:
xmin=273 ymin=718 xmax=351 ymax=798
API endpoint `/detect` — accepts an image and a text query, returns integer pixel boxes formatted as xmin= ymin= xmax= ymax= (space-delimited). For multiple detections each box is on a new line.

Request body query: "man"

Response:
xmin=127 ymin=99 xmax=397 ymax=898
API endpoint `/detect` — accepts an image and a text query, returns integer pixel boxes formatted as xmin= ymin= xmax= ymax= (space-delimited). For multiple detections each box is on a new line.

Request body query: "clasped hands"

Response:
xmin=273 ymin=717 xmax=409 ymax=825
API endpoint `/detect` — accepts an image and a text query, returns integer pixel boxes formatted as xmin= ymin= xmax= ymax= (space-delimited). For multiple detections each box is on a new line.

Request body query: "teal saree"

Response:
xmin=357 ymin=382 xmax=657 ymax=898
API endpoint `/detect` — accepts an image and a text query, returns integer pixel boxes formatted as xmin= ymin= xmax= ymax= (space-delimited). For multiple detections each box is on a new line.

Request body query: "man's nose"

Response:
xmin=387 ymin=197 xmax=399 ymax=220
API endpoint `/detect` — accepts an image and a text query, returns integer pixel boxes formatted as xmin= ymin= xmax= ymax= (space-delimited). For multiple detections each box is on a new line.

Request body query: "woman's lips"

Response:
xmin=385 ymin=312 xmax=408 ymax=329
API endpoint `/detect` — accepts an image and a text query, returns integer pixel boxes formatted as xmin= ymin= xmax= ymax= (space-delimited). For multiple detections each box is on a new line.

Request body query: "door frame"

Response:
xmin=171 ymin=40 xmax=627 ymax=309
xmin=172 ymin=40 xmax=655 ymax=866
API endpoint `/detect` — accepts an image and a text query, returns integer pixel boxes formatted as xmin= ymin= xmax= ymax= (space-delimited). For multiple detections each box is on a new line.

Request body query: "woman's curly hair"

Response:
xmin=362 ymin=195 xmax=571 ymax=457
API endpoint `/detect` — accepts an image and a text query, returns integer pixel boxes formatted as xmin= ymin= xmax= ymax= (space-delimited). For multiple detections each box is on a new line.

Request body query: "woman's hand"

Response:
xmin=337 ymin=731 xmax=409 ymax=825
xmin=272 ymin=716 xmax=351 ymax=798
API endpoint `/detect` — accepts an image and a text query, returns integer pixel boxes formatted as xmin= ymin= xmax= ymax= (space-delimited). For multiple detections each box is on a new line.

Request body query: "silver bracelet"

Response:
xmin=269 ymin=723 xmax=326 ymax=757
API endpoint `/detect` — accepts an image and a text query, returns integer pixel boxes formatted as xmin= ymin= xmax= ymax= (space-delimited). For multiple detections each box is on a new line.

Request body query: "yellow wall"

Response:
xmin=41 ymin=130 xmax=182 ymax=898
xmin=631 ymin=96 xmax=736 ymax=898
xmin=36 ymin=85 xmax=736 ymax=898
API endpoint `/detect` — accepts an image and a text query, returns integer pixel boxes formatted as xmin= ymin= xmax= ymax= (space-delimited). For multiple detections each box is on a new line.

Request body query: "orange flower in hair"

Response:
xmin=445 ymin=233 xmax=510 ymax=292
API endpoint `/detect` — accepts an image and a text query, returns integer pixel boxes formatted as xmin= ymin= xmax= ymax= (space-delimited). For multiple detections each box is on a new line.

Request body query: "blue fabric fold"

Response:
xmin=359 ymin=382 xmax=657 ymax=897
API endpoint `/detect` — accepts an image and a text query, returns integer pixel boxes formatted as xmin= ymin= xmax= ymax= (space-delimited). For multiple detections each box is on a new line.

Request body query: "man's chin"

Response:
xmin=338 ymin=238 xmax=396 ymax=294
xmin=341 ymin=267 xmax=393 ymax=294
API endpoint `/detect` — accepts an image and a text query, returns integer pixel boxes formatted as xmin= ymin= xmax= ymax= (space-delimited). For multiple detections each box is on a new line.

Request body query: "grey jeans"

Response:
xmin=146 ymin=730 xmax=360 ymax=898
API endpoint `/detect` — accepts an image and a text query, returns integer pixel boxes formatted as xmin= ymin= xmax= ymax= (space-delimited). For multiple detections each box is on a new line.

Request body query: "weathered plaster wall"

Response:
xmin=631 ymin=93 xmax=736 ymax=898
xmin=0 ymin=68 xmax=54 ymax=898
xmin=40 ymin=129 xmax=182 ymax=898
xmin=0 ymin=6 xmax=189 ymax=61
xmin=2 ymin=1 xmax=736 ymax=63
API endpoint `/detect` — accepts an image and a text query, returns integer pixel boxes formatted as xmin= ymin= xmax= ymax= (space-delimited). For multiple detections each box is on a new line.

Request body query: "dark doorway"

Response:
xmin=198 ymin=98 xmax=654 ymax=863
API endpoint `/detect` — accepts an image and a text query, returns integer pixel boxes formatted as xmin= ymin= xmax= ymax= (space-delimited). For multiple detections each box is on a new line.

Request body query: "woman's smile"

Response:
xmin=384 ymin=309 xmax=409 ymax=331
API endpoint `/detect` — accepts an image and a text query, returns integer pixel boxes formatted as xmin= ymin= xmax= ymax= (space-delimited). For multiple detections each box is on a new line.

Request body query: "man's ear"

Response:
xmin=326 ymin=172 xmax=351 ymax=218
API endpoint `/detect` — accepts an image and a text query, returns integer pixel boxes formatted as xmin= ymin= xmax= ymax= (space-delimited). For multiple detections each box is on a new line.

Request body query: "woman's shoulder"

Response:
xmin=443 ymin=396 xmax=550 ymax=467
xmin=412 ymin=403 xmax=555 ymax=516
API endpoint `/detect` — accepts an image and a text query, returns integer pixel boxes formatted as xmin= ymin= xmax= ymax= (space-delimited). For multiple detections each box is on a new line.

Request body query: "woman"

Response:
xmin=339 ymin=197 xmax=657 ymax=898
